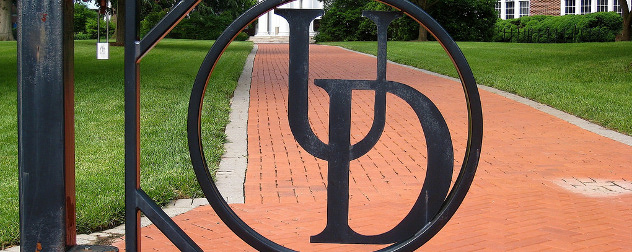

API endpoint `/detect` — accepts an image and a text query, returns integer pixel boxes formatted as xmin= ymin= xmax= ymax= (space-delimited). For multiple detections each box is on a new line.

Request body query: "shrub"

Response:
xmin=235 ymin=32 xmax=250 ymax=41
xmin=85 ymin=18 xmax=116 ymax=40
xmin=494 ymin=12 xmax=623 ymax=43
xmin=170 ymin=11 xmax=234 ymax=40
xmin=74 ymin=32 xmax=92 ymax=40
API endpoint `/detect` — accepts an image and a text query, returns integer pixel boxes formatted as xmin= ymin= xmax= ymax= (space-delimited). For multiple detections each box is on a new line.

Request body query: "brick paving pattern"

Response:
xmin=112 ymin=44 xmax=632 ymax=251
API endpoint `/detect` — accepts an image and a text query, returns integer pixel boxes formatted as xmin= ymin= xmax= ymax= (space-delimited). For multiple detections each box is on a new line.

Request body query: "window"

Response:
xmin=614 ymin=0 xmax=622 ymax=14
xmin=580 ymin=0 xmax=591 ymax=14
xmin=496 ymin=1 xmax=502 ymax=18
xmin=519 ymin=1 xmax=530 ymax=17
xmin=597 ymin=0 xmax=608 ymax=12
xmin=506 ymin=1 xmax=515 ymax=19
xmin=565 ymin=0 xmax=576 ymax=14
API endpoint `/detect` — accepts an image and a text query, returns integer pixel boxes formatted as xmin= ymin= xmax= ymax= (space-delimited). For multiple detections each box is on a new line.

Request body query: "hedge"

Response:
xmin=493 ymin=12 xmax=623 ymax=43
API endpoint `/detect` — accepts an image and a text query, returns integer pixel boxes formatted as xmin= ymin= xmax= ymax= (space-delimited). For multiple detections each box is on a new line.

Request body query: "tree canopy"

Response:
xmin=75 ymin=0 xmax=256 ymax=44
xmin=315 ymin=0 xmax=498 ymax=42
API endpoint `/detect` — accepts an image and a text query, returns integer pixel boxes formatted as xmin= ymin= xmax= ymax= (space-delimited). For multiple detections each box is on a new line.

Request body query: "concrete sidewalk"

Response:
xmin=112 ymin=44 xmax=632 ymax=251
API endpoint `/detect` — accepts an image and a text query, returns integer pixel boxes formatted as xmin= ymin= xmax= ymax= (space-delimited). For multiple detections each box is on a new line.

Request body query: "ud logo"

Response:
xmin=276 ymin=9 xmax=453 ymax=245
xmin=185 ymin=0 xmax=483 ymax=251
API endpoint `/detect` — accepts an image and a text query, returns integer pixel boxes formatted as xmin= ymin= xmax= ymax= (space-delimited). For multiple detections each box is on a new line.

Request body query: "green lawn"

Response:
xmin=0 ymin=39 xmax=253 ymax=247
xmin=1 ymin=39 xmax=630 ymax=248
xmin=324 ymin=41 xmax=632 ymax=135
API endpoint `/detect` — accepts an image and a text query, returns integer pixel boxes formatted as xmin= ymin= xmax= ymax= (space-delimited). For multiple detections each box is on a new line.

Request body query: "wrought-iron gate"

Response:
xmin=121 ymin=0 xmax=484 ymax=251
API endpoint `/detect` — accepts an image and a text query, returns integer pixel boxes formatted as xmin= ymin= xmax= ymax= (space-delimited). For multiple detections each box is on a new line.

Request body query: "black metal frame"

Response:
xmin=124 ymin=0 xmax=204 ymax=251
xmin=125 ymin=0 xmax=483 ymax=251
xmin=271 ymin=9 xmax=454 ymax=245
xmin=18 ymin=1 xmax=77 ymax=250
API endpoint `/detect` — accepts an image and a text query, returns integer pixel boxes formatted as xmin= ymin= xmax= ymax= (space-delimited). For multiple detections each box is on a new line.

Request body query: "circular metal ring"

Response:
xmin=187 ymin=0 xmax=483 ymax=251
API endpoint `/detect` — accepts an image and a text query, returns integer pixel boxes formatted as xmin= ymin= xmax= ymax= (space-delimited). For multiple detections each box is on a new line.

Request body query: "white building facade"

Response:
xmin=254 ymin=0 xmax=324 ymax=37
xmin=495 ymin=0 xmax=630 ymax=20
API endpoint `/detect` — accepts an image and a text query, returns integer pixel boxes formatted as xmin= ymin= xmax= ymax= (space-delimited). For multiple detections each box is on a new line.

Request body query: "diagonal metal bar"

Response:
xmin=135 ymin=189 xmax=202 ymax=252
xmin=139 ymin=0 xmax=201 ymax=60
xmin=126 ymin=0 xmax=205 ymax=251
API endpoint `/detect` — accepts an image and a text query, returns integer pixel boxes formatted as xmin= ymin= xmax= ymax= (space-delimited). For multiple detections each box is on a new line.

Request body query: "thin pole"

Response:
xmin=124 ymin=0 xmax=141 ymax=251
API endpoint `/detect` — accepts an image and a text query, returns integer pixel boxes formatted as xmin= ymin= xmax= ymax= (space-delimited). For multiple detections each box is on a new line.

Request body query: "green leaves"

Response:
xmin=493 ymin=12 xmax=624 ymax=43
xmin=315 ymin=0 xmax=497 ymax=42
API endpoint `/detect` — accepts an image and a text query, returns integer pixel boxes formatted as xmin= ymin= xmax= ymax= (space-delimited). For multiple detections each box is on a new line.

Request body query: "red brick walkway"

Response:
xmin=113 ymin=44 xmax=632 ymax=251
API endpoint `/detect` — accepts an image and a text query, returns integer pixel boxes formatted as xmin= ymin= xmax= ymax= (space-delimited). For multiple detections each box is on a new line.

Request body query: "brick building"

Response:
xmin=496 ymin=0 xmax=630 ymax=19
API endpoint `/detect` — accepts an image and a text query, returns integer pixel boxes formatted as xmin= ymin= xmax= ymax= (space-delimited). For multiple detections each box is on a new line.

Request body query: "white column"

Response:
xmin=308 ymin=0 xmax=318 ymax=36
xmin=592 ymin=0 xmax=597 ymax=12
xmin=273 ymin=2 xmax=292 ymax=36
xmin=501 ymin=0 xmax=507 ymax=20
xmin=275 ymin=10 xmax=290 ymax=36
xmin=255 ymin=0 xmax=269 ymax=36
xmin=514 ymin=0 xmax=520 ymax=18
xmin=561 ymin=0 xmax=566 ymax=15
xmin=576 ymin=0 xmax=581 ymax=15
xmin=256 ymin=12 xmax=269 ymax=36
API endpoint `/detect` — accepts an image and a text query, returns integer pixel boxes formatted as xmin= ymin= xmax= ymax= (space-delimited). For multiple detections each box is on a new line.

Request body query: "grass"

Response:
xmin=0 ymin=40 xmax=19 ymax=249
xmin=0 ymin=39 xmax=253 ymax=247
xmin=324 ymin=41 xmax=632 ymax=135
xmin=1 ymin=38 xmax=630 ymax=247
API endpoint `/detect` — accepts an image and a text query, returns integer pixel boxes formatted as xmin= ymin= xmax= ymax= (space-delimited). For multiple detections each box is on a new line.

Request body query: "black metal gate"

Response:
xmin=123 ymin=0 xmax=483 ymax=251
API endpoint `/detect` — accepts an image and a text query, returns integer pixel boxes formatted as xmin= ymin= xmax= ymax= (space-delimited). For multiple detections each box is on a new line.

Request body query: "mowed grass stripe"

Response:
xmin=325 ymin=41 xmax=632 ymax=135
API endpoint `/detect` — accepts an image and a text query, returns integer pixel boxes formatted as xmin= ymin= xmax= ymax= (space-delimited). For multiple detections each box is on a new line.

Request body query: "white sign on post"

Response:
xmin=97 ymin=42 xmax=109 ymax=60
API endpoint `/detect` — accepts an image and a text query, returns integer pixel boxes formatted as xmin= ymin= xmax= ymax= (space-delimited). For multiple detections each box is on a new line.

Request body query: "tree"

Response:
xmin=429 ymin=0 xmax=497 ymax=41
xmin=409 ymin=0 xmax=438 ymax=41
xmin=205 ymin=0 xmax=256 ymax=15
xmin=620 ymin=0 xmax=631 ymax=41
xmin=74 ymin=3 xmax=99 ymax=35
xmin=314 ymin=0 xmax=373 ymax=42
xmin=80 ymin=0 xmax=256 ymax=44
xmin=316 ymin=0 xmax=497 ymax=42
xmin=168 ymin=0 xmax=256 ymax=40
xmin=0 ymin=0 xmax=14 ymax=41
xmin=113 ymin=0 xmax=125 ymax=46
xmin=78 ymin=0 xmax=126 ymax=45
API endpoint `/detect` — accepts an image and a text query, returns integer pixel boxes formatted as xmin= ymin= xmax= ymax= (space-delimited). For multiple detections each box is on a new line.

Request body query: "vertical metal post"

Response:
xmin=124 ymin=0 xmax=141 ymax=251
xmin=17 ymin=0 xmax=76 ymax=251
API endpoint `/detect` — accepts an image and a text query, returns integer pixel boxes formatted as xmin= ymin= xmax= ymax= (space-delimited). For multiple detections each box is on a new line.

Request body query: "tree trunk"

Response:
xmin=418 ymin=26 xmax=429 ymax=41
xmin=0 ymin=0 xmax=14 ymax=41
xmin=112 ymin=0 xmax=125 ymax=46
xmin=619 ymin=0 xmax=631 ymax=41
xmin=622 ymin=16 xmax=631 ymax=41
xmin=412 ymin=0 xmax=436 ymax=41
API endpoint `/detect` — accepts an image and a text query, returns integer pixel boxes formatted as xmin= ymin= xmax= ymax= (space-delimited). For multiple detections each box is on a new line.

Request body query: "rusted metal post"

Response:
xmin=17 ymin=0 xmax=76 ymax=251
